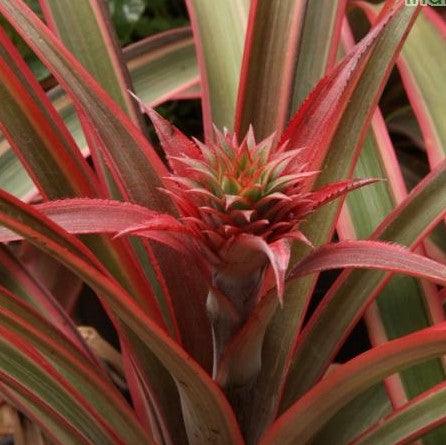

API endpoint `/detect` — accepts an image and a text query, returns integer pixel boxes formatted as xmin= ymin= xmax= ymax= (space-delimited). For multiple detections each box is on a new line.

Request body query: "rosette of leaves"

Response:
xmin=0 ymin=1 xmax=443 ymax=445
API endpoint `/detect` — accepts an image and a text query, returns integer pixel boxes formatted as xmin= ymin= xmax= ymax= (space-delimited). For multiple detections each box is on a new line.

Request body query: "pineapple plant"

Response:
xmin=0 ymin=0 xmax=443 ymax=444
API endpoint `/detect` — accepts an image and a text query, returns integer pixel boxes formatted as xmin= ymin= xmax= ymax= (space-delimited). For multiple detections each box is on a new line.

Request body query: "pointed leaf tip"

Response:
xmin=128 ymin=91 xmax=202 ymax=174
xmin=308 ymin=178 xmax=382 ymax=212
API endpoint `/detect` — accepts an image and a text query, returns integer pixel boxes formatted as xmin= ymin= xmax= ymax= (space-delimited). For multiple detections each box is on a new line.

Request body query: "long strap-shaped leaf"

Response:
xmin=0 ymin=15 xmax=207 ymax=435
xmin=0 ymin=13 xmax=166 ymax=323
xmin=279 ymin=1 xmax=417 ymax=175
xmin=0 ymin=286 xmax=152 ymax=444
xmin=281 ymin=159 xmax=446 ymax=410
xmin=336 ymin=21 xmax=446 ymax=439
xmin=234 ymin=0 xmax=307 ymax=140
xmin=41 ymin=0 xmax=144 ymax=128
xmin=185 ymin=0 xmax=247 ymax=138
xmin=215 ymin=239 xmax=446 ymax=393
xmin=235 ymin=0 xmax=346 ymax=140
xmin=289 ymin=0 xmax=346 ymax=112
xmin=0 ymin=26 xmax=198 ymax=200
xmin=0 ymin=0 xmax=212 ymax=370
xmin=338 ymin=116 xmax=446 ymax=438
xmin=0 ymin=325 xmax=151 ymax=444
xmin=0 ymin=342 xmax=99 ymax=445
xmin=239 ymin=2 xmax=421 ymax=439
xmin=0 ymin=18 xmax=186 ymax=437
xmin=288 ymin=240 xmax=446 ymax=285
xmin=259 ymin=325 xmax=446 ymax=445
xmin=0 ymin=25 xmax=97 ymax=199
xmin=0 ymin=199 xmax=156 ymax=242
xmin=314 ymin=384 xmax=391 ymax=444
xmin=0 ymin=189 xmax=243 ymax=445
xmin=123 ymin=26 xmax=198 ymax=106
xmin=351 ymin=381 xmax=446 ymax=444
xmin=2 ymin=203 xmax=445 ymax=285
xmin=0 ymin=245 xmax=96 ymax=362
xmin=0 ymin=0 xmax=168 ymax=211
xmin=225 ymin=156 xmax=445 ymax=441
xmin=358 ymin=2 xmax=446 ymax=166
xmin=0 ymin=383 xmax=88 ymax=445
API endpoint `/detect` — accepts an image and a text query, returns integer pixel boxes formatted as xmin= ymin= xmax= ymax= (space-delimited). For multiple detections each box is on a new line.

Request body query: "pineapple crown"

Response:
xmin=119 ymin=107 xmax=376 ymax=302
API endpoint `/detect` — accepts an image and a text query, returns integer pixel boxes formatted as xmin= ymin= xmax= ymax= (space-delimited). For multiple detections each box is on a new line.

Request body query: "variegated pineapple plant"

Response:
xmin=0 ymin=0 xmax=444 ymax=444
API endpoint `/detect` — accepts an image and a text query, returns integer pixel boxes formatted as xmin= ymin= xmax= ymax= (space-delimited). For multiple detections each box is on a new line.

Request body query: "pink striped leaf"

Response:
xmin=281 ymin=159 xmax=446 ymax=411
xmin=41 ymin=0 xmax=144 ymax=128
xmin=0 ymin=0 xmax=169 ymax=211
xmin=235 ymin=0 xmax=308 ymax=140
xmin=305 ymin=178 xmax=381 ymax=215
xmin=356 ymin=2 xmax=446 ymax=167
xmin=280 ymin=1 xmax=420 ymax=175
xmin=0 ymin=25 xmax=198 ymax=201
xmin=289 ymin=240 xmax=446 ymax=285
xmin=0 ymin=1 xmax=172 ymax=331
xmin=0 ymin=246 xmax=94 ymax=361
xmin=0 ymin=298 xmax=153 ymax=444
xmin=260 ymin=325 xmax=446 ymax=445
xmin=350 ymin=380 xmax=446 ymax=444
xmin=289 ymin=0 xmax=347 ymax=111
xmin=0 ymin=198 xmax=177 ymax=240
xmin=0 ymin=4 xmax=210 ymax=430
xmin=0 ymin=25 xmax=97 ymax=199
xmin=0 ymin=188 xmax=243 ymax=444
xmin=0 ymin=0 xmax=212 ymax=367
xmin=0 ymin=198 xmax=168 ymax=324
xmin=335 ymin=19 xmax=445 ymax=426
xmin=235 ymin=0 xmax=346 ymax=140
xmin=185 ymin=0 xmax=247 ymax=138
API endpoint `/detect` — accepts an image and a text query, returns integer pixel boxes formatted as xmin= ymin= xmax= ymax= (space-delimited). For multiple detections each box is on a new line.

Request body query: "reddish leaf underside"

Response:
xmin=289 ymin=240 xmax=446 ymax=286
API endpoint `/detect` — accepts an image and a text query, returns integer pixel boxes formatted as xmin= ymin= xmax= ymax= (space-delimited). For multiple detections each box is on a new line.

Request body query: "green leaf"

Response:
xmin=1 ymin=0 xmax=212 ymax=369
xmin=0 ymin=26 xmax=97 ymax=199
xmin=337 ymin=11 xmax=446 ymax=442
xmin=0 ymin=22 xmax=166 ymax=314
xmin=315 ymin=384 xmax=392 ymax=445
xmin=235 ymin=0 xmax=307 ymax=139
xmin=0 ymin=27 xmax=197 ymax=200
xmin=400 ymin=8 xmax=446 ymax=163
xmin=186 ymin=0 xmax=247 ymax=137
xmin=289 ymin=0 xmax=346 ymax=112
xmin=42 ymin=0 xmax=142 ymax=126
xmin=0 ymin=24 xmax=169 ymax=321
xmin=340 ymin=117 xmax=446 ymax=443
xmin=0 ymin=0 xmax=168 ymax=210
xmin=0 ymin=245 xmax=92 ymax=358
xmin=282 ymin=160 xmax=446 ymax=409
xmin=259 ymin=325 xmax=446 ymax=445
xmin=0 ymin=338 xmax=99 ymax=445
xmin=236 ymin=0 xmax=346 ymax=140
xmin=289 ymin=240 xmax=446 ymax=285
xmin=0 ymin=287 xmax=152 ymax=444
xmin=360 ymin=5 xmax=446 ymax=165
xmin=125 ymin=27 xmax=198 ymax=107
xmin=353 ymin=381 xmax=446 ymax=445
